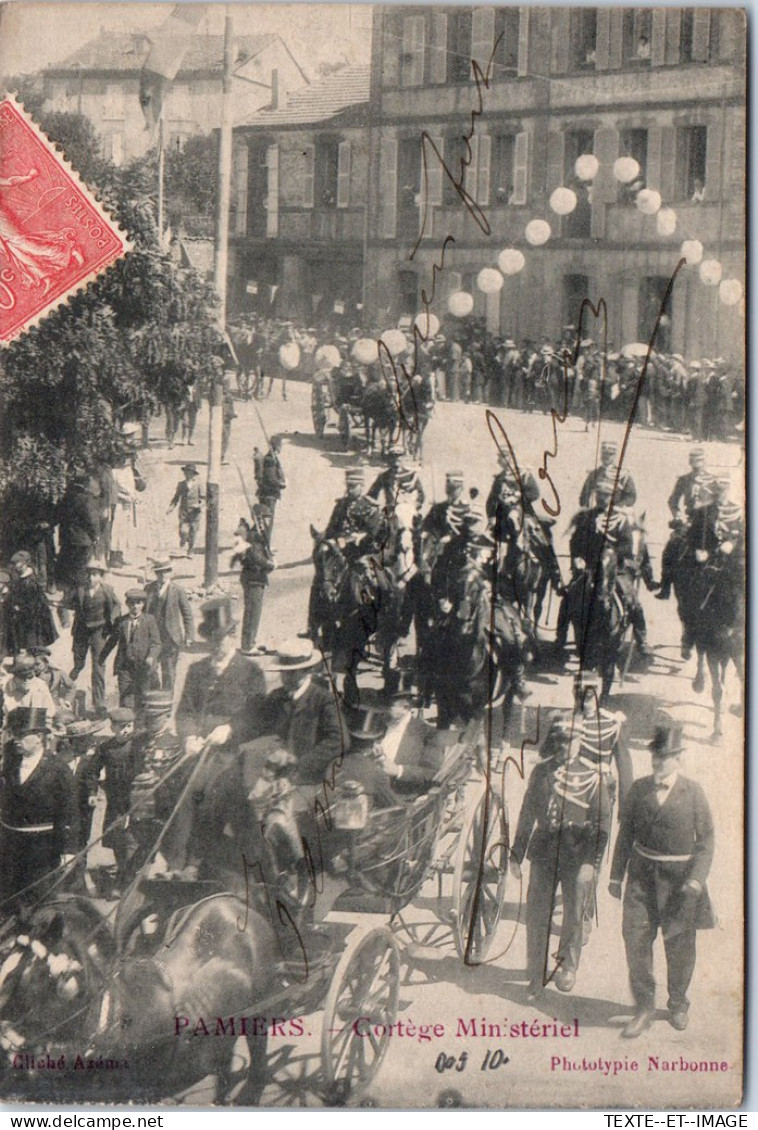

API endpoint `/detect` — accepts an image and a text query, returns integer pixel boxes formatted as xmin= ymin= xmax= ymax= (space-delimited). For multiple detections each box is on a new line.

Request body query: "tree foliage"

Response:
xmin=163 ymin=132 xmax=218 ymax=230
xmin=0 ymin=105 xmax=221 ymax=517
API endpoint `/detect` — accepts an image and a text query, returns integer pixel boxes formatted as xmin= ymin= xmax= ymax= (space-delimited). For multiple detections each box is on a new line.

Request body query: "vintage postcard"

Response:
xmin=0 ymin=1 xmax=745 ymax=1111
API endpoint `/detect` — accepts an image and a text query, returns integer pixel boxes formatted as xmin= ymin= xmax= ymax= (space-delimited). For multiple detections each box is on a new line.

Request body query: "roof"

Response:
xmin=238 ymin=64 xmax=370 ymax=128
xmin=46 ymin=31 xmax=278 ymax=76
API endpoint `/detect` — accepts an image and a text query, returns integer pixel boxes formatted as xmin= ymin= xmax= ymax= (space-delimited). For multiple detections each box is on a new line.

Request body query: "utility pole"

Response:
xmin=205 ymin=6 xmax=234 ymax=590
xmin=157 ymin=116 xmax=165 ymax=240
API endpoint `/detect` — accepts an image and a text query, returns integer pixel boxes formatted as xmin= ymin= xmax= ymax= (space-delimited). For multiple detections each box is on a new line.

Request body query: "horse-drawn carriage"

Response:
xmin=0 ymin=721 xmax=509 ymax=1107
xmin=311 ymin=365 xmax=366 ymax=450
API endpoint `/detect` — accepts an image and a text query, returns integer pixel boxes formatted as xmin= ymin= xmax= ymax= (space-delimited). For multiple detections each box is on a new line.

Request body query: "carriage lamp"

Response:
xmin=333 ymin=781 xmax=369 ymax=830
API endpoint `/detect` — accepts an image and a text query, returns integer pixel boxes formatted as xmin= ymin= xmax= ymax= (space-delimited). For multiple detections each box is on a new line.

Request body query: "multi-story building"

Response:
xmin=364 ymin=7 xmax=746 ymax=359
xmin=228 ymin=65 xmax=371 ymax=323
xmin=41 ymin=29 xmax=308 ymax=165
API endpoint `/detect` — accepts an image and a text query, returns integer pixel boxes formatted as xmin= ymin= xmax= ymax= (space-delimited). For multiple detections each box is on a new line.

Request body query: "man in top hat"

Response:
xmin=100 ymin=588 xmax=161 ymax=712
xmin=610 ymin=721 xmax=715 ymax=1037
xmin=215 ymin=638 xmax=345 ymax=786
xmin=167 ymin=463 xmax=204 ymax=557
xmin=0 ymin=706 xmax=78 ymax=904
xmin=67 ymin=558 xmax=121 ymax=717
xmin=256 ymin=435 xmax=287 ymax=534
xmin=1 ymin=652 xmax=57 ymax=731
xmin=323 ymin=468 xmax=385 ymax=562
xmin=579 ymin=440 xmax=637 ymax=510
xmin=3 ymin=550 xmax=58 ymax=657
xmin=145 ymin=557 xmax=195 ymax=691
xmin=175 ymin=597 xmax=266 ymax=745
xmin=512 ymin=715 xmax=612 ymax=999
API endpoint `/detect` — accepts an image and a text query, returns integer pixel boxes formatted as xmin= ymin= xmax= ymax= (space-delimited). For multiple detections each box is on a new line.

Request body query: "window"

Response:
xmin=618 ymin=127 xmax=648 ymax=200
xmin=639 ymin=277 xmax=672 ymax=351
xmin=102 ymin=83 xmax=125 ymax=120
xmin=564 ymin=130 xmax=593 ymax=236
xmin=491 ymin=9 xmax=520 ymax=76
xmin=397 ymin=136 xmax=421 ymax=240
xmin=401 ymin=15 xmax=425 ymax=87
xmin=315 ymin=138 xmax=339 ymax=209
xmin=674 ymin=125 xmax=707 ymax=202
xmin=443 ymin=134 xmax=467 ymax=204
xmin=623 ymin=9 xmax=652 ymax=63
xmin=398 ymin=270 xmax=419 ymax=318
xmin=572 ymin=8 xmax=598 ymax=69
xmin=491 ymin=134 xmax=516 ymax=204
xmin=447 ymin=9 xmax=472 ymax=82
xmin=564 ymin=275 xmax=590 ymax=329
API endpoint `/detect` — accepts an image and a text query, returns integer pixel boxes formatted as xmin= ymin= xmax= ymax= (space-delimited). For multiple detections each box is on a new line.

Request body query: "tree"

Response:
xmin=0 ymin=105 xmax=222 ymax=551
xmin=163 ymin=132 xmax=218 ymax=234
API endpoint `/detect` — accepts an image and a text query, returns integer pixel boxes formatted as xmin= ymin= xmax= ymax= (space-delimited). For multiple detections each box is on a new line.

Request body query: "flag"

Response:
xmin=139 ymin=4 xmax=206 ymax=131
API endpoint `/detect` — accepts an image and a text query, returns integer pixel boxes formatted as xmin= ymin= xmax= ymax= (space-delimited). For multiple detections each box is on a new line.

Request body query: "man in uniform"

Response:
xmin=421 ymin=471 xmax=468 ymax=570
xmin=610 ymin=721 xmax=715 ymax=1037
xmin=67 ymin=559 xmax=121 ymax=717
xmin=367 ymin=449 xmax=425 ymax=515
xmin=257 ymin=435 xmax=287 ymax=534
xmin=231 ymin=508 xmax=275 ymax=656
xmin=579 ymin=439 xmax=637 ymax=510
xmin=100 ymin=588 xmax=161 ymax=713
xmin=657 ymin=448 xmax=716 ymax=601
xmin=167 ymin=463 xmax=204 ymax=558
xmin=323 ymin=468 xmax=385 ymax=562
xmin=0 ymin=706 xmax=77 ymax=905
xmin=145 ymin=558 xmax=195 ymax=692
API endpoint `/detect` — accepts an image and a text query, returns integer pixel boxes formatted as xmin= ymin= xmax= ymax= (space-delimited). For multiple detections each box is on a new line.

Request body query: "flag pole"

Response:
xmin=157 ymin=114 xmax=165 ymax=240
xmin=205 ymin=5 xmax=234 ymax=590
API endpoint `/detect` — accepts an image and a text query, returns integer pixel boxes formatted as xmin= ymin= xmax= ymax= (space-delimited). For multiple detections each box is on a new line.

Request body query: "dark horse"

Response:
xmin=562 ymin=545 xmax=630 ymax=702
xmin=362 ymin=379 xmax=399 ymax=456
xmin=494 ymin=503 xmax=563 ymax=632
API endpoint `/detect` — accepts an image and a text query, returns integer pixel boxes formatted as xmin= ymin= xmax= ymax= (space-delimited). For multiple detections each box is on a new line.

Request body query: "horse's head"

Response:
xmin=314 ymin=538 xmax=349 ymax=604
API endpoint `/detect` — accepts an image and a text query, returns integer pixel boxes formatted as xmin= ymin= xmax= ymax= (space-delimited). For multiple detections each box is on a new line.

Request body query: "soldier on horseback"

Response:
xmin=323 ymin=468 xmax=386 ymax=562
xmin=578 ymin=439 xmax=637 ymax=510
xmin=657 ymin=448 xmax=716 ymax=603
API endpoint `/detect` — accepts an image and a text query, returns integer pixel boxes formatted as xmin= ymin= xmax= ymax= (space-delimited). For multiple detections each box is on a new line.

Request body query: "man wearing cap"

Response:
xmin=657 ymin=450 xmax=716 ymax=602
xmin=512 ymin=716 xmax=612 ymax=999
xmin=67 ymin=559 xmax=121 ymax=717
xmin=231 ymin=512 xmax=275 ymax=657
xmin=579 ymin=440 xmax=637 ymax=510
xmin=257 ymin=435 xmax=287 ymax=534
xmin=323 ymin=469 xmax=385 ymax=562
xmin=421 ymin=471 xmax=467 ymax=569
xmin=145 ymin=559 xmax=195 ymax=691
xmin=0 ymin=707 xmax=78 ymax=904
xmin=100 ymin=589 xmax=161 ymax=712
xmin=175 ymin=597 xmax=266 ymax=744
xmin=367 ymin=450 xmax=425 ymax=515
xmin=88 ymin=707 xmax=139 ymax=889
xmin=1 ymin=653 xmax=56 ymax=729
xmin=167 ymin=464 xmax=204 ymax=557
xmin=610 ymin=722 xmax=715 ymax=1037
xmin=3 ymin=551 xmax=58 ymax=657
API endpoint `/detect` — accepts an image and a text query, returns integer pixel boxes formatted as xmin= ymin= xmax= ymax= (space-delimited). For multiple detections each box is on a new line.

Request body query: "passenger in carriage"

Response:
xmin=511 ymin=715 xmax=611 ymax=1000
xmin=342 ymin=693 xmax=441 ymax=808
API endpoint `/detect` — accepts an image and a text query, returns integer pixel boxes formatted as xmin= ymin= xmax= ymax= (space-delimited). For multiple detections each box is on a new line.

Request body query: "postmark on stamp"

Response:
xmin=0 ymin=95 xmax=129 ymax=344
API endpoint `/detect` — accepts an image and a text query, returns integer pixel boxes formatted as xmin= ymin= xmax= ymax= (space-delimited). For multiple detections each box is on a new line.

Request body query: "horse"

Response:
xmin=493 ymin=501 xmax=563 ymax=631
xmin=398 ymin=373 xmax=435 ymax=463
xmin=561 ymin=544 xmax=630 ymax=702
xmin=362 ymin=380 xmax=398 ymax=457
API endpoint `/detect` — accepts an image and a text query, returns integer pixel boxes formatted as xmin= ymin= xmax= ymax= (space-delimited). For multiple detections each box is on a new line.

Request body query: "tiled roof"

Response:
xmin=47 ymin=32 xmax=277 ymax=75
xmin=238 ymin=64 xmax=370 ymax=127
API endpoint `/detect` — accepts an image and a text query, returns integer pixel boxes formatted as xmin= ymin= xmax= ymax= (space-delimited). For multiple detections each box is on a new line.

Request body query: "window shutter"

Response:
xmin=590 ymin=127 xmax=619 ymax=238
xmin=704 ymin=121 xmax=720 ymax=203
xmin=477 ymin=134 xmax=491 ymax=206
xmin=430 ymin=13 xmax=448 ymax=83
xmin=552 ymin=9 xmax=571 ymax=74
xmin=232 ymin=141 xmax=249 ymax=236
xmin=511 ymin=130 xmax=530 ymax=205
xmin=337 ymin=140 xmax=351 ymax=208
xmin=465 ymin=134 xmax=478 ymax=200
xmin=665 ymin=8 xmax=681 ymax=64
xmin=425 ymin=135 xmax=444 ymax=208
xmin=692 ymin=9 xmax=711 ymax=61
xmin=382 ymin=13 xmax=400 ymax=86
xmin=658 ymin=126 xmax=676 ymax=202
xmin=651 ymin=9 xmax=666 ymax=65
xmin=403 ymin=16 xmax=426 ymax=86
xmin=302 ymin=144 xmax=314 ymax=208
xmin=645 ymin=125 xmax=663 ymax=193
xmin=595 ymin=9 xmax=611 ymax=69
xmin=517 ymin=8 xmax=530 ymax=76
xmin=266 ymin=144 xmax=279 ymax=237
xmin=472 ymin=7 xmax=495 ymax=72
xmin=380 ymin=138 xmax=398 ymax=238
xmin=608 ymin=9 xmax=624 ymax=68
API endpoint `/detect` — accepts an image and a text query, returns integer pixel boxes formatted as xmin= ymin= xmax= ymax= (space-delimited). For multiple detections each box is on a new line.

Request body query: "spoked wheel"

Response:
xmin=321 ymin=925 xmax=400 ymax=1105
xmin=452 ymin=788 xmax=509 ymax=964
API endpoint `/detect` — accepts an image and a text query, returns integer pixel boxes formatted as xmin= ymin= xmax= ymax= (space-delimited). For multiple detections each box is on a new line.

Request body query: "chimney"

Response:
xmin=270 ymin=68 xmax=279 ymax=110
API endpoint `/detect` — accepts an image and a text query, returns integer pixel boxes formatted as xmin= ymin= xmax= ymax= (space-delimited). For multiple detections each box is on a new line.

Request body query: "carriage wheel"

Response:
xmin=452 ymin=789 xmax=508 ymax=964
xmin=339 ymin=407 xmax=352 ymax=451
xmin=321 ymin=925 xmax=400 ymax=1104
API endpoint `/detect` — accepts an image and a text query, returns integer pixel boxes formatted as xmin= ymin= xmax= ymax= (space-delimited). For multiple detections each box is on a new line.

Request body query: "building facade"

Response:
xmin=42 ymin=30 xmax=308 ymax=166
xmin=228 ymin=66 xmax=371 ymax=325
xmin=363 ymin=6 xmax=746 ymax=360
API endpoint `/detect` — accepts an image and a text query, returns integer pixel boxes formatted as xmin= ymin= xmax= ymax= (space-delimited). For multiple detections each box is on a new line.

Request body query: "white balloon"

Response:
xmin=613 ymin=156 xmax=640 ymax=184
xmin=448 ymin=291 xmax=474 ymax=317
xmin=656 ymin=207 xmax=677 ymax=237
xmin=699 ymin=259 xmax=723 ymax=286
xmin=413 ymin=312 xmax=440 ymax=338
xmin=278 ymin=342 xmax=301 ymax=371
xmin=719 ymin=278 xmax=744 ymax=306
xmin=635 ymin=188 xmax=662 ymax=215
xmin=575 ymin=154 xmax=599 ymax=181
xmin=525 ymin=219 xmax=551 ymax=246
xmin=314 ymin=343 xmax=341 ymax=368
xmin=549 ymin=187 xmax=578 ymax=216
xmin=477 ymin=267 xmax=504 ymax=294
xmin=498 ymin=248 xmax=526 ymax=276
xmin=380 ymin=328 xmax=409 ymax=356
xmin=681 ymin=239 xmax=704 ymax=266
xmin=352 ymin=338 xmax=378 ymax=365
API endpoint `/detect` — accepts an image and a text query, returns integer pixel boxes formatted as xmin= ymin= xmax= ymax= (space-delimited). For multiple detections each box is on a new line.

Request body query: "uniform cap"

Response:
xmin=345 ymin=468 xmax=364 ymax=483
xmin=142 ymin=691 xmax=174 ymax=715
xmin=446 ymin=470 xmax=464 ymax=483
xmin=9 ymin=551 xmax=32 ymax=567
xmin=689 ymin=448 xmax=705 ymax=461
xmin=109 ymin=707 xmax=135 ymax=724
xmin=125 ymin=588 xmax=147 ymax=603
xmin=600 ymin=440 xmax=618 ymax=453
xmin=11 ymin=653 xmax=36 ymax=675
xmin=504 ymin=339 xmax=517 ymax=348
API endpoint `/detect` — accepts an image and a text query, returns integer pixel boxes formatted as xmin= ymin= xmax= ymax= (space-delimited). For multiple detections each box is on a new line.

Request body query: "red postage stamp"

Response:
xmin=0 ymin=95 xmax=129 ymax=344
